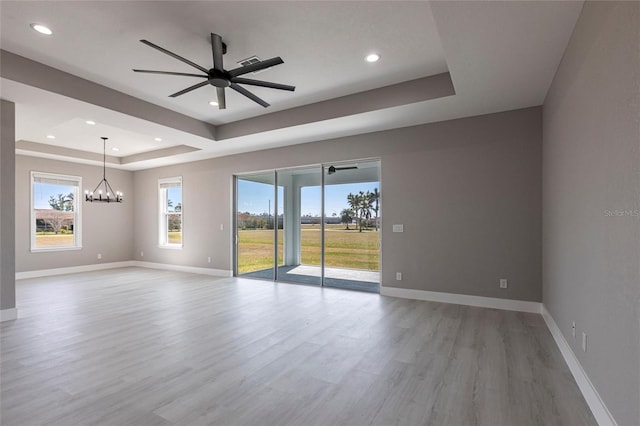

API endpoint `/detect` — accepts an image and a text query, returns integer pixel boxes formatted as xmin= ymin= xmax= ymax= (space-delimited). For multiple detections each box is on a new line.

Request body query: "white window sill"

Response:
xmin=159 ymin=245 xmax=183 ymax=250
xmin=31 ymin=246 xmax=82 ymax=253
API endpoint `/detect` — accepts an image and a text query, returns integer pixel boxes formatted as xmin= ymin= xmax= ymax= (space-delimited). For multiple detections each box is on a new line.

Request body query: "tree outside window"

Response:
xmin=31 ymin=172 xmax=81 ymax=251
xmin=159 ymin=177 xmax=183 ymax=247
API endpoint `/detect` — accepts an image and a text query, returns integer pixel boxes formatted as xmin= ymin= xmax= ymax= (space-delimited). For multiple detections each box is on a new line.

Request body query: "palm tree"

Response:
xmin=361 ymin=192 xmax=373 ymax=229
xmin=357 ymin=191 xmax=368 ymax=232
xmin=347 ymin=193 xmax=359 ymax=230
xmin=370 ymin=188 xmax=380 ymax=230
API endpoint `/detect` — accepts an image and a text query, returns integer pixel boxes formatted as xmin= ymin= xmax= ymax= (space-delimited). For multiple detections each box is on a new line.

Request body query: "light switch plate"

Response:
xmin=392 ymin=224 xmax=404 ymax=233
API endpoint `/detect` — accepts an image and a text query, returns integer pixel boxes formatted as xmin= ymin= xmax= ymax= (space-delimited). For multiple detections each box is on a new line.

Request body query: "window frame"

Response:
xmin=30 ymin=171 xmax=82 ymax=252
xmin=158 ymin=176 xmax=183 ymax=249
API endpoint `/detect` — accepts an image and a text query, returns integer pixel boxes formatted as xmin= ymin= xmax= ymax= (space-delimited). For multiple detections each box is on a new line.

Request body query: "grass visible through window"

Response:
xmin=35 ymin=234 xmax=74 ymax=248
xmin=168 ymin=231 xmax=182 ymax=245
xmin=237 ymin=224 xmax=379 ymax=274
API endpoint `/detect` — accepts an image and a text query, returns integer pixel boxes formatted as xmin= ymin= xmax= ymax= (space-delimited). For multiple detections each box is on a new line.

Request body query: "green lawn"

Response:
xmin=168 ymin=231 xmax=182 ymax=244
xmin=237 ymin=224 xmax=379 ymax=274
xmin=236 ymin=229 xmax=283 ymax=274
xmin=34 ymin=234 xmax=74 ymax=248
xmin=33 ymin=227 xmax=379 ymax=273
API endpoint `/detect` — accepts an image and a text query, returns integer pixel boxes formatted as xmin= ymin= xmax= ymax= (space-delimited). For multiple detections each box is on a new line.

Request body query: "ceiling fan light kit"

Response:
xmin=134 ymin=33 xmax=295 ymax=110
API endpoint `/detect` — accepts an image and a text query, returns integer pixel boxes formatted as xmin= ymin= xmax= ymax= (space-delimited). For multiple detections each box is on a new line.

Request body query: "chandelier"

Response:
xmin=85 ymin=137 xmax=123 ymax=203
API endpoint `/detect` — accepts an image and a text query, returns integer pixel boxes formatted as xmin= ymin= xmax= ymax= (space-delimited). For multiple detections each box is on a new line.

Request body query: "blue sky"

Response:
xmin=33 ymin=183 xmax=75 ymax=209
xmin=238 ymin=180 xmax=379 ymax=217
xmin=167 ymin=187 xmax=182 ymax=211
xmin=35 ymin=180 xmax=375 ymax=217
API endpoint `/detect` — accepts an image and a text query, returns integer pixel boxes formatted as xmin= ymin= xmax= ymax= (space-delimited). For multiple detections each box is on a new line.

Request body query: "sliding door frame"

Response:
xmin=233 ymin=159 xmax=380 ymax=289
xmin=274 ymin=170 xmax=279 ymax=281
xmin=320 ymin=165 xmax=325 ymax=286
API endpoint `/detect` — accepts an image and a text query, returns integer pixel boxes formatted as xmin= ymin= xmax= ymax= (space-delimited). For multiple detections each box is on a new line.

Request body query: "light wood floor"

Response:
xmin=1 ymin=267 xmax=595 ymax=426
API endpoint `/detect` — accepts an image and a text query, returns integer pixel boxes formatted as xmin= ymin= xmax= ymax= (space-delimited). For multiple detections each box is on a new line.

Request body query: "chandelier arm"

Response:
xmin=104 ymin=179 xmax=117 ymax=197
xmin=91 ymin=178 xmax=106 ymax=195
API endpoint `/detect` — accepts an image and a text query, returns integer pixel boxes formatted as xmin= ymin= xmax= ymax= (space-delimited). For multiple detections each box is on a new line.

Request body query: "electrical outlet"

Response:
xmin=97 ymin=253 xmax=102 ymax=260
xmin=500 ymin=279 xmax=508 ymax=289
xmin=396 ymin=272 xmax=402 ymax=281
xmin=140 ymin=251 xmax=144 ymax=257
xmin=220 ymin=224 xmax=224 ymax=231
xmin=582 ymin=332 xmax=587 ymax=352
xmin=572 ymin=322 xmax=576 ymax=338
xmin=207 ymin=257 xmax=211 ymax=263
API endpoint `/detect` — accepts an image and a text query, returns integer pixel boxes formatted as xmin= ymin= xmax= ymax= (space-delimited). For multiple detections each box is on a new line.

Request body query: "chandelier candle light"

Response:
xmin=85 ymin=137 xmax=123 ymax=203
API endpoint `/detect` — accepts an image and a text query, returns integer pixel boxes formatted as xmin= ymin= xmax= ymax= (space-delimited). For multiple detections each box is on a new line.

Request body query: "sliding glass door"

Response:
xmin=234 ymin=160 xmax=380 ymax=292
xmin=323 ymin=161 xmax=380 ymax=292
xmin=235 ymin=172 xmax=276 ymax=279
xmin=275 ymin=167 xmax=322 ymax=286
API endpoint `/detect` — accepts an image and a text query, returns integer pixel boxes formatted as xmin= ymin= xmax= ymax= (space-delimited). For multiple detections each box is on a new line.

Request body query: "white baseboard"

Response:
xmin=16 ymin=261 xmax=136 ymax=280
xmin=0 ymin=308 xmax=18 ymax=322
xmin=132 ymin=261 xmax=232 ymax=277
xmin=541 ymin=305 xmax=617 ymax=426
xmin=380 ymin=285 xmax=542 ymax=313
xmin=16 ymin=260 xmax=232 ymax=280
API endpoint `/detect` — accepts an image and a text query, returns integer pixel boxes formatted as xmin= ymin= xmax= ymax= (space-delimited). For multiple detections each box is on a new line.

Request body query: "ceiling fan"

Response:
xmin=133 ymin=33 xmax=295 ymax=109
xmin=327 ymin=165 xmax=358 ymax=175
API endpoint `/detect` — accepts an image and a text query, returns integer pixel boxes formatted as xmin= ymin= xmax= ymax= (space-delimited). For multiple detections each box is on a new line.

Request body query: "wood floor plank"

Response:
xmin=1 ymin=267 xmax=596 ymax=426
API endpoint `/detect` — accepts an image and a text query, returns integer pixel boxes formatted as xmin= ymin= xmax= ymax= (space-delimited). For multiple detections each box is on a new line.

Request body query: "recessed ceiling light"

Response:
xmin=111 ymin=147 xmax=120 ymax=152
xmin=30 ymin=23 xmax=53 ymax=35
xmin=209 ymin=101 xmax=218 ymax=106
xmin=85 ymin=120 xmax=96 ymax=125
xmin=154 ymin=137 xmax=162 ymax=142
xmin=365 ymin=53 xmax=380 ymax=63
xmin=46 ymin=134 xmax=56 ymax=139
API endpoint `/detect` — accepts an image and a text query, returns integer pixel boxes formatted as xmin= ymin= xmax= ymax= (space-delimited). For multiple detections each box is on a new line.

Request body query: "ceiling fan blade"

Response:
xmin=133 ymin=69 xmax=207 ymax=78
xmin=169 ymin=80 xmax=211 ymax=98
xmin=216 ymin=87 xmax=226 ymax=109
xmin=228 ymin=57 xmax=284 ymax=78
xmin=140 ymin=39 xmax=209 ymax=74
xmin=211 ymin=33 xmax=224 ymax=72
xmin=327 ymin=165 xmax=358 ymax=174
xmin=230 ymin=83 xmax=269 ymax=108
xmin=230 ymin=77 xmax=295 ymax=91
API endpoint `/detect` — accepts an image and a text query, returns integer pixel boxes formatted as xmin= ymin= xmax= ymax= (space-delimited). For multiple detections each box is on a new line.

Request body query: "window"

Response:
xmin=31 ymin=171 xmax=82 ymax=251
xmin=159 ymin=177 xmax=183 ymax=248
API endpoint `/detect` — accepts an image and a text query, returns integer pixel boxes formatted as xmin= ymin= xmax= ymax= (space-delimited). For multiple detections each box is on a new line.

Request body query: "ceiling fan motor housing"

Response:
xmin=209 ymin=69 xmax=231 ymax=87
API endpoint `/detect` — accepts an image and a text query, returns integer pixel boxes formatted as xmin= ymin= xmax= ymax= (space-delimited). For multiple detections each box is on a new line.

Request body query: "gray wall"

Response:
xmin=15 ymin=156 xmax=134 ymax=272
xmin=1 ymin=100 xmax=16 ymax=311
xmin=542 ymin=2 xmax=640 ymax=424
xmin=134 ymin=107 xmax=542 ymax=302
